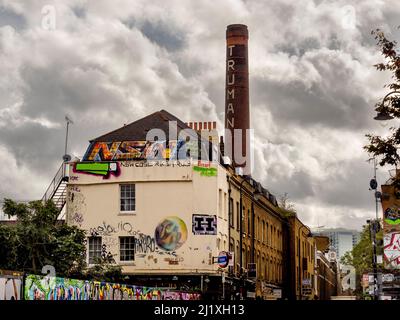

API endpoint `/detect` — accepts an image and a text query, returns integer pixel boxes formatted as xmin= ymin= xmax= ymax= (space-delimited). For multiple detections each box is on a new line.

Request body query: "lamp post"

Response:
xmin=63 ymin=116 xmax=73 ymax=163
xmin=373 ymin=90 xmax=400 ymax=121
xmin=238 ymin=176 xmax=249 ymax=299
xmin=297 ymin=224 xmax=311 ymax=300
xmin=367 ymin=219 xmax=380 ymax=300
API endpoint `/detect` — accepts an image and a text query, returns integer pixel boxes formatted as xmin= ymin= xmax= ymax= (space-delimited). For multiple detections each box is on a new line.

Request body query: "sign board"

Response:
xmin=383 ymin=274 xmax=394 ymax=283
xmin=228 ymin=252 xmax=234 ymax=267
xmin=247 ymin=292 xmax=256 ymax=298
xmin=377 ymin=255 xmax=383 ymax=264
xmin=217 ymin=252 xmax=229 ymax=268
xmin=273 ymin=289 xmax=282 ymax=299
xmin=302 ymin=279 xmax=311 ymax=286
xmin=301 ymin=286 xmax=312 ymax=296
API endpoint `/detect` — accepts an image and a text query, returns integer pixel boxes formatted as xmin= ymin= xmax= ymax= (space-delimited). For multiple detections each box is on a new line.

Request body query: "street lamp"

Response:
xmin=297 ymin=224 xmax=312 ymax=300
xmin=238 ymin=175 xmax=250 ymax=299
xmin=63 ymin=115 xmax=74 ymax=163
xmin=367 ymin=219 xmax=380 ymax=300
xmin=373 ymin=91 xmax=400 ymax=121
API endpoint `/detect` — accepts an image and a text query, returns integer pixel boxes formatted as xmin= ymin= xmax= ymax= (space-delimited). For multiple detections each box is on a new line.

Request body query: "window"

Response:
xmin=229 ymin=198 xmax=234 ymax=227
xmin=218 ymin=189 xmax=223 ymax=218
xmin=247 ymin=209 xmax=251 ymax=236
xmin=88 ymin=236 xmax=102 ymax=264
xmin=236 ymin=202 xmax=240 ymax=231
xmin=120 ymin=184 xmax=135 ymax=212
xmin=120 ymin=237 xmax=135 ymax=261
xmin=256 ymin=217 xmax=260 ymax=240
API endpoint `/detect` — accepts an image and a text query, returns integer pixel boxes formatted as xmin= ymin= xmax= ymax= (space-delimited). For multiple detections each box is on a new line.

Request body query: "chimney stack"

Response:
xmin=224 ymin=24 xmax=250 ymax=174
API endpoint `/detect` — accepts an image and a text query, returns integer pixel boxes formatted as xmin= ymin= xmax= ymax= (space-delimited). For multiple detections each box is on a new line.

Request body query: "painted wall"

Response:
xmin=66 ymin=160 xmax=229 ymax=275
xmin=0 ymin=275 xmax=22 ymax=300
xmin=24 ymin=274 xmax=200 ymax=300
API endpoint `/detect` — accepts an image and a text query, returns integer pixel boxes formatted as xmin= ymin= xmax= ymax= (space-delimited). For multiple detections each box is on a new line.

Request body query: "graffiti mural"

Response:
xmin=155 ymin=217 xmax=188 ymax=251
xmin=384 ymin=232 xmax=400 ymax=269
xmin=24 ymin=274 xmax=200 ymax=301
xmin=381 ymin=184 xmax=400 ymax=269
xmin=384 ymin=207 xmax=400 ymax=225
xmin=0 ymin=275 xmax=22 ymax=300
xmin=193 ymin=166 xmax=217 ymax=177
xmin=73 ymin=162 xmax=120 ymax=179
xmin=192 ymin=215 xmax=217 ymax=235
xmin=83 ymin=140 xmax=207 ymax=162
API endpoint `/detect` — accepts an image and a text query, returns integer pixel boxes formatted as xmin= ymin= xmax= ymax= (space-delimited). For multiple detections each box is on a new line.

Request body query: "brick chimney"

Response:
xmin=224 ymin=24 xmax=250 ymax=174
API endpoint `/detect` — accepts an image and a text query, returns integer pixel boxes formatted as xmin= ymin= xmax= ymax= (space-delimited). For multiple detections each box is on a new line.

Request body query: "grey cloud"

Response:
xmin=0 ymin=5 xmax=26 ymax=29
xmin=0 ymin=0 xmax=397 ymax=229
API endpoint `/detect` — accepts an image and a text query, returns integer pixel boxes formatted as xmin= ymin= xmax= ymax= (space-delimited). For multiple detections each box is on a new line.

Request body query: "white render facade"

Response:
xmin=65 ymin=159 xmax=230 ymax=276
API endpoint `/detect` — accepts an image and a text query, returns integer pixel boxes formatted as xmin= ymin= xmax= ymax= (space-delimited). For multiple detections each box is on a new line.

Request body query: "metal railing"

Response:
xmin=42 ymin=163 xmax=66 ymax=202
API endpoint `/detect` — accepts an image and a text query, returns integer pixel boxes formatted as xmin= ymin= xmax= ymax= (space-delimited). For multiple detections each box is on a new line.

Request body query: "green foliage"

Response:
xmin=365 ymin=28 xmax=400 ymax=175
xmin=83 ymin=256 xmax=123 ymax=283
xmin=0 ymin=199 xmax=122 ymax=282
xmin=340 ymin=223 xmax=383 ymax=276
xmin=0 ymin=199 xmax=86 ymax=276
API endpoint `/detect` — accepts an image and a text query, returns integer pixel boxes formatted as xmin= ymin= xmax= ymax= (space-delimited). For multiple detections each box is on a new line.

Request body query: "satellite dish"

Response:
xmin=370 ymin=178 xmax=378 ymax=190
xmin=63 ymin=154 xmax=72 ymax=162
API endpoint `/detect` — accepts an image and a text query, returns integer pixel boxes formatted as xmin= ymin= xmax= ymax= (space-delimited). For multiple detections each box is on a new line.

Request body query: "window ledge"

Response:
xmin=118 ymin=212 xmax=137 ymax=216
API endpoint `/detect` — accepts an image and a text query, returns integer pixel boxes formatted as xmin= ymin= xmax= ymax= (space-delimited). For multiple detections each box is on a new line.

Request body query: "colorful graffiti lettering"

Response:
xmin=193 ymin=166 xmax=217 ymax=177
xmin=192 ymin=214 xmax=217 ymax=235
xmin=155 ymin=217 xmax=188 ymax=251
xmin=24 ymin=274 xmax=200 ymax=301
xmin=384 ymin=207 xmax=400 ymax=225
xmin=384 ymin=232 xmax=400 ymax=269
xmin=74 ymin=162 xmax=120 ymax=179
xmin=83 ymin=140 xmax=204 ymax=162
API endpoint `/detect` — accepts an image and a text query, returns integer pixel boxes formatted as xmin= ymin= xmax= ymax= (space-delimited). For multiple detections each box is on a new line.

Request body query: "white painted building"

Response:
xmin=66 ymin=159 xmax=229 ymax=276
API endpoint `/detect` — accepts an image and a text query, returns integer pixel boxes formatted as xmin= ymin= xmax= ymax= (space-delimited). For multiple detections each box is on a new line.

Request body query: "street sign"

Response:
xmin=301 ymin=285 xmax=312 ymax=296
xmin=302 ymin=279 xmax=311 ymax=286
xmin=383 ymin=274 xmax=394 ymax=283
xmin=228 ymin=252 xmax=234 ymax=267
xmin=217 ymin=251 xmax=229 ymax=268
xmin=273 ymin=289 xmax=282 ymax=298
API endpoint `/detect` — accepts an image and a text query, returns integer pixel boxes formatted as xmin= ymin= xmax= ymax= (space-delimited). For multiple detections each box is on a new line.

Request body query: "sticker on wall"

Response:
xmin=154 ymin=216 xmax=188 ymax=251
xmin=193 ymin=166 xmax=217 ymax=177
xmin=73 ymin=162 xmax=120 ymax=179
xmin=384 ymin=207 xmax=400 ymax=225
xmin=192 ymin=215 xmax=217 ymax=235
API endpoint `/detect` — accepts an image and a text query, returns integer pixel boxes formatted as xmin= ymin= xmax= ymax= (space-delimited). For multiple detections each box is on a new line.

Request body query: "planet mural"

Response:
xmin=155 ymin=216 xmax=188 ymax=251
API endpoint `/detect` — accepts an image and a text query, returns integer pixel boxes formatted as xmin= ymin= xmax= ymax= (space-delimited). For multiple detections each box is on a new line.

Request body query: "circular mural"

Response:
xmin=154 ymin=216 xmax=188 ymax=251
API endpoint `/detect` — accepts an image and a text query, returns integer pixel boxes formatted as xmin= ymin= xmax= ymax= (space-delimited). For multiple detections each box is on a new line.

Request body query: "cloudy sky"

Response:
xmin=1 ymin=0 xmax=399 ymax=229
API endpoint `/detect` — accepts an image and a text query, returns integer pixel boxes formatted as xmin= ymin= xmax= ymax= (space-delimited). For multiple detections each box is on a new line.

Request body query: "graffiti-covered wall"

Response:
xmin=24 ymin=274 xmax=200 ymax=300
xmin=382 ymin=184 xmax=400 ymax=269
xmin=0 ymin=272 xmax=23 ymax=300
xmin=66 ymin=160 xmax=229 ymax=275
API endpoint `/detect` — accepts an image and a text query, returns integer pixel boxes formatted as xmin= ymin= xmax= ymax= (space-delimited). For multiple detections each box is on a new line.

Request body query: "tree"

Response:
xmin=0 ymin=199 xmax=122 ymax=282
xmin=0 ymin=199 xmax=86 ymax=276
xmin=277 ymin=192 xmax=297 ymax=217
xmin=365 ymin=28 xmax=400 ymax=181
xmin=341 ymin=222 xmax=383 ymax=296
